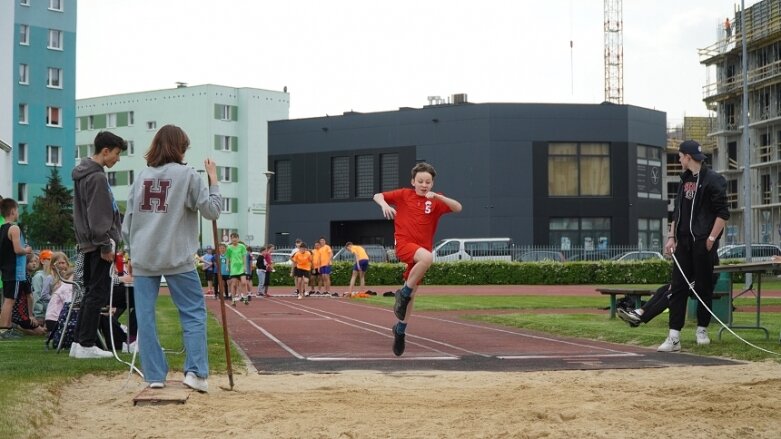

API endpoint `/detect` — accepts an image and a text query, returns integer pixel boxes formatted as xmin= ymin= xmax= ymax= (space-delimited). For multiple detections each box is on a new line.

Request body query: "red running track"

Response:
xmin=204 ymin=288 xmax=738 ymax=374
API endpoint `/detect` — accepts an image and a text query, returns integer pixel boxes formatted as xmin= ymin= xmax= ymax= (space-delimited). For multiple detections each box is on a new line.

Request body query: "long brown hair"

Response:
xmin=145 ymin=124 xmax=190 ymax=167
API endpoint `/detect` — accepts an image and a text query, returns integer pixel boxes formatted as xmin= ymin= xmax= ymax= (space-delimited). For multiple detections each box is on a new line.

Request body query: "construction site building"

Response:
xmin=700 ymin=0 xmax=781 ymax=245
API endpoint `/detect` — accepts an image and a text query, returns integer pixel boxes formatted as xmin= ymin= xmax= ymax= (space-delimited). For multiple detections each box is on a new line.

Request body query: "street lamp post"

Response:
xmin=263 ymin=171 xmax=274 ymax=246
xmin=197 ymin=169 xmax=205 ymax=251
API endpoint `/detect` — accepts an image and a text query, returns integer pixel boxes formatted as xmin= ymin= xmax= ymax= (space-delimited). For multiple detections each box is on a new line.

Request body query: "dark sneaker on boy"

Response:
xmin=392 ymin=323 xmax=406 ymax=357
xmin=394 ymin=289 xmax=411 ymax=321
xmin=617 ymin=308 xmax=642 ymax=327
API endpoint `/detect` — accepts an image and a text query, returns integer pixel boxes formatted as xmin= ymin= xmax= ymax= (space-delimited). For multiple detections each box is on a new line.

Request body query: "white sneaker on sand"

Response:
xmin=657 ymin=337 xmax=681 ymax=352
xmin=70 ymin=342 xmax=113 ymax=359
xmin=695 ymin=328 xmax=711 ymax=346
xmin=149 ymin=382 xmax=165 ymax=389
xmin=183 ymin=372 xmax=208 ymax=393
xmin=122 ymin=341 xmax=138 ymax=353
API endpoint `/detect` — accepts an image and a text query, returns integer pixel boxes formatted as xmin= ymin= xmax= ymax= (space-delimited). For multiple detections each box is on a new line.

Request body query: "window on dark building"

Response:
xmin=380 ymin=153 xmax=399 ymax=191
xmin=638 ymin=218 xmax=662 ymax=250
xmin=355 ymin=155 xmax=373 ymax=198
xmin=548 ymin=143 xmax=610 ymax=196
xmin=332 ymin=156 xmax=349 ymax=199
xmin=549 ymin=217 xmax=611 ymax=249
xmin=274 ymin=160 xmax=291 ymax=201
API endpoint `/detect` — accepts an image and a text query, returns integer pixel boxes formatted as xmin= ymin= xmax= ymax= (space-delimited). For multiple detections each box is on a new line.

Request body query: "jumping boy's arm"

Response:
xmin=425 ymin=192 xmax=462 ymax=213
xmin=373 ymin=193 xmax=397 ymax=220
xmin=8 ymin=225 xmax=32 ymax=255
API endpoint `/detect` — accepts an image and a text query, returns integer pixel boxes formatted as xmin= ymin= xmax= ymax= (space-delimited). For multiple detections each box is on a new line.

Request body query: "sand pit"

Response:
xmin=41 ymin=361 xmax=781 ymax=438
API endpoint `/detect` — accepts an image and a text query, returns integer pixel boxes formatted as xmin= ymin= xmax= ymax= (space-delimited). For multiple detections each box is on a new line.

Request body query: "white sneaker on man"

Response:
xmin=183 ymin=372 xmax=208 ymax=393
xmin=657 ymin=337 xmax=681 ymax=352
xmin=695 ymin=328 xmax=711 ymax=346
xmin=69 ymin=342 xmax=113 ymax=359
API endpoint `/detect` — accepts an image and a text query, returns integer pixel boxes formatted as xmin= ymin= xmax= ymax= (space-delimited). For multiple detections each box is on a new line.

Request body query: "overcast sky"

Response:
xmin=76 ymin=0 xmax=750 ymax=126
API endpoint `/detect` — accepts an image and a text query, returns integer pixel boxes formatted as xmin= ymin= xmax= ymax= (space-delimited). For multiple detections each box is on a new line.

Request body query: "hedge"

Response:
xmin=197 ymin=260 xmax=673 ymax=287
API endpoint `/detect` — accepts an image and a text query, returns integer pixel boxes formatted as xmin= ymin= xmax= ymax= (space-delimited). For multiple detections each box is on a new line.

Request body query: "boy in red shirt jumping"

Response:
xmin=373 ymin=162 xmax=462 ymax=356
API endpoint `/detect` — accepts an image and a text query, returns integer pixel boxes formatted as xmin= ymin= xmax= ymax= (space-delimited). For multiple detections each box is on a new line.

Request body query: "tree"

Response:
xmin=20 ymin=168 xmax=75 ymax=247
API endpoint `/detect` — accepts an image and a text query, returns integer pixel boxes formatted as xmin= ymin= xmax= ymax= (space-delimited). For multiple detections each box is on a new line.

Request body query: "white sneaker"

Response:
xmin=69 ymin=342 xmax=113 ymax=359
xmin=148 ymin=382 xmax=165 ymax=389
xmin=695 ymin=328 xmax=711 ymax=346
xmin=122 ymin=341 xmax=138 ymax=353
xmin=183 ymin=372 xmax=208 ymax=393
xmin=657 ymin=337 xmax=681 ymax=352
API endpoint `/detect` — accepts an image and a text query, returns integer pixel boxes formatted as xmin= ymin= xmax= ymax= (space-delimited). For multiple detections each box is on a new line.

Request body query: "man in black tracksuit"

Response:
xmin=619 ymin=140 xmax=729 ymax=352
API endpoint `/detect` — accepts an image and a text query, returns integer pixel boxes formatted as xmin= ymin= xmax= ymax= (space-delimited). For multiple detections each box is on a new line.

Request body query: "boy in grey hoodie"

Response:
xmin=70 ymin=131 xmax=126 ymax=359
xmin=122 ymin=124 xmax=221 ymax=392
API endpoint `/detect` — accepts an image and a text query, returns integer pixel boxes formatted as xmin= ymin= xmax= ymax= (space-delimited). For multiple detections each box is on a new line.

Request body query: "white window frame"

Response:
xmin=146 ymin=121 xmax=157 ymax=130
xmin=18 ymin=183 xmax=28 ymax=204
xmin=221 ymin=198 xmax=233 ymax=212
xmin=128 ymin=111 xmax=135 ymax=126
xmin=19 ymin=24 xmax=29 ymax=45
xmin=220 ymin=105 xmax=232 ymax=121
xmin=46 ymin=106 xmax=62 ymax=127
xmin=219 ymin=167 xmax=233 ymax=182
xmin=220 ymin=135 xmax=231 ymax=151
xmin=19 ymin=64 xmax=29 ymax=85
xmin=107 ymin=113 xmax=117 ymax=128
xmin=48 ymin=29 xmax=63 ymax=50
xmin=127 ymin=140 xmax=135 ymax=156
xmin=18 ymin=143 xmax=28 ymax=164
xmin=19 ymin=104 xmax=28 ymax=124
xmin=49 ymin=0 xmax=63 ymax=11
xmin=46 ymin=145 xmax=62 ymax=166
xmin=47 ymin=67 xmax=62 ymax=88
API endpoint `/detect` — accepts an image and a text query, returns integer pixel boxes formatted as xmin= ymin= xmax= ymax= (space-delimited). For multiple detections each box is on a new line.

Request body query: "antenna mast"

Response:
xmin=604 ymin=0 xmax=623 ymax=104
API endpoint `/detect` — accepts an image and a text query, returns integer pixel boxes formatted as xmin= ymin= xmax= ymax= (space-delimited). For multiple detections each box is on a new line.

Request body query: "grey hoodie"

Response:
xmin=122 ymin=163 xmax=221 ymax=276
xmin=72 ymin=157 xmax=122 ymax=253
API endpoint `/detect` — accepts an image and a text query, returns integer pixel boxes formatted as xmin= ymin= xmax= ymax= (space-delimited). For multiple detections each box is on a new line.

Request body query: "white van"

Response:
xmin=432 ymin=238 xmax=513 ymax=262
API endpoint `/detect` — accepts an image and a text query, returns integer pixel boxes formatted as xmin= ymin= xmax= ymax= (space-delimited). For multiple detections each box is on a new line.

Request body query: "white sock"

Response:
xmin=669 ymin=329 xmax=680 ymax=340
xmin=635 ymin=309 xmax=644 ymax=316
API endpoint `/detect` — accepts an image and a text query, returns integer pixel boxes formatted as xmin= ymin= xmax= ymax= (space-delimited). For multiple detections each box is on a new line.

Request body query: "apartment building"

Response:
xmin=700 ymin=0 xmax=781 ymax=245
xmin=76 ymin=84 xmax=289 ymax=249
xmin=1 ymin=0 xmax=76 ymax=201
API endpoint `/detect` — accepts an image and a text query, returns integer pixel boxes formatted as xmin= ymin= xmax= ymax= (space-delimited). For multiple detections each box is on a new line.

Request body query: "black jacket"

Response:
xmin=672 ymin=165 xmax=730 ymax=241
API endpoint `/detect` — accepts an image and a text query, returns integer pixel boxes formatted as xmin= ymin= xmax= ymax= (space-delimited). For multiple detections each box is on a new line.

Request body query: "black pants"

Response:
xmin=75 ymin=250 xmax=112 ymax=348
xmin=667 ymin=235 xmax=717 ymax=331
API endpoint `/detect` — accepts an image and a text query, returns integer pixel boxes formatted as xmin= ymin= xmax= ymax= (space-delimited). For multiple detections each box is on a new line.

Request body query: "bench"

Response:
xmin=596 ymin=288 xmax=656 ymax=319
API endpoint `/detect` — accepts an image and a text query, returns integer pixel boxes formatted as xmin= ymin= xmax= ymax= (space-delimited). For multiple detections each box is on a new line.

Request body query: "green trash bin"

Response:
xmin=687 ymin=272 xmax=731 ymax=324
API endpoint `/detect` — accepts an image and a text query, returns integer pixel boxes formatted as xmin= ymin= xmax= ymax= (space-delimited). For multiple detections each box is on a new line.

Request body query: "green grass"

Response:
xmin=0 ymin=297 xmax=241 ymax=439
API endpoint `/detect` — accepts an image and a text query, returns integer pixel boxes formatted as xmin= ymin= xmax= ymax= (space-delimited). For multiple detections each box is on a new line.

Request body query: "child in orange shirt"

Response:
xmin=290 ymin=243 xmax=313 ymax=300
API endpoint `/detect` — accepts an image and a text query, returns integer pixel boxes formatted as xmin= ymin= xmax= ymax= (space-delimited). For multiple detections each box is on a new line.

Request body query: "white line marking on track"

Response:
xmin=227 ymin=306 xmax=305 ymax=359
xmin=339 ymin=300 xmax=639 ymax=357
xmin=499 ymin=353 xmax=640 ymax=360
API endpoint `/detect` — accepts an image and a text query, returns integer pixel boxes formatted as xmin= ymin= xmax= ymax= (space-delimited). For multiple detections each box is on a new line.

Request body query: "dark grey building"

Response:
xmin=267 ymin=102 xmax=666 ymax=250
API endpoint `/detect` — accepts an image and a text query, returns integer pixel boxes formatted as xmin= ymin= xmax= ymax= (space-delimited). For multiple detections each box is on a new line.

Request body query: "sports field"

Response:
xmin=34 ymin=285 xmax=781 ymax=438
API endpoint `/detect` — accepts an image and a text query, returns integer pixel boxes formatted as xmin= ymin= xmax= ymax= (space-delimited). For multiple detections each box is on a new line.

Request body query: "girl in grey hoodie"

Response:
xmin=122 ymin=125 xmax=221 ymax=392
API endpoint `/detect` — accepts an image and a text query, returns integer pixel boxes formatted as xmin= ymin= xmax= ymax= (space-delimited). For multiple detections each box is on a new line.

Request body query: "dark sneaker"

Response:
xmin=617 ymin=308 xmax=642 ymax=327
xmin=392 ymin=324 xmax=406 ymax=357
xmin=394 ymin=289 xmax=411 ymax=321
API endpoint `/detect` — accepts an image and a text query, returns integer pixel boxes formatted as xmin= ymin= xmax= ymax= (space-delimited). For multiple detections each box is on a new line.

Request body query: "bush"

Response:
xmin=196 ymin=260 xmax=672 ymax=286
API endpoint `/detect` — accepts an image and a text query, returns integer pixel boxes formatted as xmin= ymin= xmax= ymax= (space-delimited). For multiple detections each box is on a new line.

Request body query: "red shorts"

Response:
xmin=395 ymin=242 xmax=428 ymax=283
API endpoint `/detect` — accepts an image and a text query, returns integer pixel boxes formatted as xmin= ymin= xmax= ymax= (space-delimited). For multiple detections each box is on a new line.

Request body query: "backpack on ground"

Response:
xmin=46 ymin=302 xmax=79 ymax=351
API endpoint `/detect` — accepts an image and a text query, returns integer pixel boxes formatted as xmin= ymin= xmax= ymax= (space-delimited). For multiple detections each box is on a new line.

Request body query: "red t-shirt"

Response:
xmin=382 ymin=188 xmax=452 ymax=250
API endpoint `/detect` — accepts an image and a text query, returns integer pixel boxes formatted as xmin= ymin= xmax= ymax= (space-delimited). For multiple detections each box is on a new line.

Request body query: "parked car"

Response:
xmin=566 ymin=251 xmax=612 ymax=261
xmin=717 ymin=244 xmax=781 ymax=261
xmin=611 ymin=251 xmax=664 ymax=262
xmin=250 ymin=251 xmax=293 ymax=267
xmin=432 ymin=238 xmax=513 ymax=262
xmin=333 ymin=244 xmax=389 ymax=263
xmin=518 ymin=250 xmax=566 ymax=262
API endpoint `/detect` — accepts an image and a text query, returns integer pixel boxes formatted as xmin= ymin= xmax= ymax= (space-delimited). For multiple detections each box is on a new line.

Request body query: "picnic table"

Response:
xmin=713 ymin=261 xmax=781 ymax=341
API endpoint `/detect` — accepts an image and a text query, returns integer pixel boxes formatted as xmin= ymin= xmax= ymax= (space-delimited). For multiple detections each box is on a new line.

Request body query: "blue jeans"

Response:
xmin=134 ymin=270 xmax=209 ymax=383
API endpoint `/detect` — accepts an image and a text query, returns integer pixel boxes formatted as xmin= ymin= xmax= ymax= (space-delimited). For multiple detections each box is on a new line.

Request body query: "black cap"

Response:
xmin=679 ymin=140 xmax=706 ymax=161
